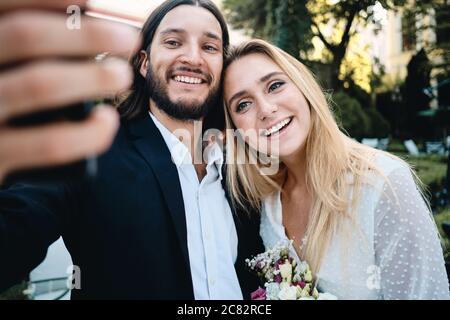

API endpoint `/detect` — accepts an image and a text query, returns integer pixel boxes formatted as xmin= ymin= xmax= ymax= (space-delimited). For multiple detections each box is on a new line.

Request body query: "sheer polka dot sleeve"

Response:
xmin=374 ymin=163 xmax=449 ymax=299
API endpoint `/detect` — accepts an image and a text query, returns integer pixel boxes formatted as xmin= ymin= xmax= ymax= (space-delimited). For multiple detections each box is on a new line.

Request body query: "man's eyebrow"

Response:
xmin=204 ymin=31 xmax=221 ymax=42
xmin=158 ymin=29 xmax=221 ymax=43
xmin=159 ymin=28 xmax=186 ymax=36
xmin=259 ymin=72 xmax=284 ymax=83
xmin=228 ymin=90 xmax=248 ymax=107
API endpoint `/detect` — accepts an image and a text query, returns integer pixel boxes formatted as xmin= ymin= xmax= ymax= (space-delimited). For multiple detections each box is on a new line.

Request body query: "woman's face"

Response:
xmin=224 ymin=53 xmax=311 ymax=159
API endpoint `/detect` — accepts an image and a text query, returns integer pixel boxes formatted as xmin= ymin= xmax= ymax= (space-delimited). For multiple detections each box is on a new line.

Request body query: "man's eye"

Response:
xmin=236 ymin=101 xmax=251 ymax=113
xmin=204 ymin=45 xmax=218 ymax=52
xmin=268 ymin=81 xmax=284 ymax=92
xmin=165 ymin=40 xmax=180 ymax=47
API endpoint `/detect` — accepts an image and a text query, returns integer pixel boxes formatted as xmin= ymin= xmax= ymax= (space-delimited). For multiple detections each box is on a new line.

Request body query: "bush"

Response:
xmin=434 ymin=208 xmax=450 ymax=261
xmin=332 ymin=91 xmax=370 ymax=139
xmin=365 ymin=107 xmax=391 ymax=138
xmin=0 ymin=282 xmax=28 ymax=300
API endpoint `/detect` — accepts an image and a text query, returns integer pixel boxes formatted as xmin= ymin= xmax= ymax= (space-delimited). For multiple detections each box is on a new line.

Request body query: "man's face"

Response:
xmin=141 ymin=5 xmax=224 ymax=120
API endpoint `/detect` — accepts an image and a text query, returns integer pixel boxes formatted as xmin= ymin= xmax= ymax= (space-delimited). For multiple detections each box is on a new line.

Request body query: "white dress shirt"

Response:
xmin=149 ymin=112 xmax=242 ymax=300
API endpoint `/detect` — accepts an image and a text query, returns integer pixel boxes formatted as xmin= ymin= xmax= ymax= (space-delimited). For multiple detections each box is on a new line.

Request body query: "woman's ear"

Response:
xmin=139 ymin=50 xmax=149 ymax=78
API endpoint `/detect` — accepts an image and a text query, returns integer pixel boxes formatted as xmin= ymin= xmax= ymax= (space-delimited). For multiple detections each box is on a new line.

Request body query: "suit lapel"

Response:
xmin=126 ymin=115 xmax=190 ymax=269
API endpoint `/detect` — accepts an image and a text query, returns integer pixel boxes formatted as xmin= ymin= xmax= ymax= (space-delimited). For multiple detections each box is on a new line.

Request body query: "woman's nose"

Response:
xmin=257 ymin=99 xmax=278 ymax=121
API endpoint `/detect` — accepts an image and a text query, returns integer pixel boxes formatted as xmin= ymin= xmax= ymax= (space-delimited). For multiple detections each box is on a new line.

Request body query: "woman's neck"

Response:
xmin=281 ymin=149 xmax=307 ymax=191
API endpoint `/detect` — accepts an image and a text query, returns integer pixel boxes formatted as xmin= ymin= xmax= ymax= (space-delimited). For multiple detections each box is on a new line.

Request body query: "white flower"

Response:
xmin=279 ymin=282 xmax=290 ymax=291
xmin=317 ymin=292 xmax=338 ymax=300
xmin=296 ymin=261 xmax=308 ymax=274
xmin=278 ymin=285 xmax=297 ymax=300
xmin=304 ymin=269 xmax=313 ymax=282
xmin=265 ymin=282 xmax=281 ymax=300
xmin=265 ymin=269 xmax=274 ymax=281
xmin=299 ymin=288 xmax=311 ymax=298
xmin=303 ymin=283 xmax=311 ymax=293
xmin=279 ymin=261 xmax=292 ymax=283
xmin=312 ymin=287 xmax=319 ymax=299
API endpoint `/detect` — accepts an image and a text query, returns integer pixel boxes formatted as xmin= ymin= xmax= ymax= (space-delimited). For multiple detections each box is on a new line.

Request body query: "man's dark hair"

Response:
xmin=118 ymin=0 xmax=230 ymax=126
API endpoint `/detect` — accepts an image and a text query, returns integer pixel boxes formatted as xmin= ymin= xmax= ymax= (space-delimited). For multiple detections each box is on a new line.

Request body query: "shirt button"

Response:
xmin=209 ymin=278 xmax=215 ymax=286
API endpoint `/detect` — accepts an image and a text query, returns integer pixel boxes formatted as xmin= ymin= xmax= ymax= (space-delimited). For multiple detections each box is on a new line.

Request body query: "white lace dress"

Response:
xmin=260 ymin=154 xmax=450 ymax=299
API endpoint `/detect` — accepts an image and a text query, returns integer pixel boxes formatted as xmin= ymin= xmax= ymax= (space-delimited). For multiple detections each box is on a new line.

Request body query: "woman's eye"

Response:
xmin=236 ymin=101 xmax=251 ymax=113
xmin=268 ymin=81 xmax=284 ymax=92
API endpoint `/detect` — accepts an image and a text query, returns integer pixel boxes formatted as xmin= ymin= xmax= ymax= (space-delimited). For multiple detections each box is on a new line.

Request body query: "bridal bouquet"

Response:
xmin=246 ymin=241 xmax=337 ymax=300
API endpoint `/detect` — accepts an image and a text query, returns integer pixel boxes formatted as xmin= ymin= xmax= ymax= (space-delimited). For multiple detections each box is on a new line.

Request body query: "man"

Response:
xmin=0 ymin=0 xmax=264 ymax=299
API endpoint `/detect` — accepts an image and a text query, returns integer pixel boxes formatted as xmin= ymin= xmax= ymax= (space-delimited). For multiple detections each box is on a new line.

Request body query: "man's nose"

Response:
xmin=180 ymin=45 xmax=204 ymax=66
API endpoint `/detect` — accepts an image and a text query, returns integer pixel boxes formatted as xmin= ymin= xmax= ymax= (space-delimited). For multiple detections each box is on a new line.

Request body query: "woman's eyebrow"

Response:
xmin=228 ymin=90 xmax=248 ymax=107
xmin=259 ymin=71 xmax=284 ymax=83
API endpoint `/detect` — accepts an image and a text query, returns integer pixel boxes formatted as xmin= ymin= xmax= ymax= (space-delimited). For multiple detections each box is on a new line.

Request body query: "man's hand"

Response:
xmin=0 ymin=0 xmax=140 ymax=183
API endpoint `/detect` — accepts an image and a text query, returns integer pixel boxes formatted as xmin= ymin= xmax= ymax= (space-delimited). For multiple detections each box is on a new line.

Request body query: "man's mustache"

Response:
xmin=167 ymin=67 xmax=212 ymax=84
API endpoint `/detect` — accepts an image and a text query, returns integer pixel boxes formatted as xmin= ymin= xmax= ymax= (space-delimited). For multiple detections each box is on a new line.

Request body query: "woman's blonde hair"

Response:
xmin=223 ymin=39 xmax=418 ymax=274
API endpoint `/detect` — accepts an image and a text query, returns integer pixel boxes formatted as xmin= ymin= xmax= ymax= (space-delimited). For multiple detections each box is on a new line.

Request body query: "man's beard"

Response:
xmin=146 ymin=65 xmax=221 ymax=121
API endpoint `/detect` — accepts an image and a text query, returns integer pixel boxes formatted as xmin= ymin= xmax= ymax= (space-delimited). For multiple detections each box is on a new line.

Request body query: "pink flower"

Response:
xmin=251 ymin=287 xmax=267 ymax=300
xmin=274 ymin=258 xmax=285 ymax=270
xmin=274 ymin=274 xmax=282 ymax=283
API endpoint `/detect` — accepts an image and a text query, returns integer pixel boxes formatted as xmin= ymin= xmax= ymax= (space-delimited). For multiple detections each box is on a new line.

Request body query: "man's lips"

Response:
xmin=171 ymin=74 xmax=205 ymax=85
xmin=168 ymin=67 xmax=211 ymax=85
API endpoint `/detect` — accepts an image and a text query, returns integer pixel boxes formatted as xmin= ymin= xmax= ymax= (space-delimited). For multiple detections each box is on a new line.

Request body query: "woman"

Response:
xmin=223 ymin=39 xmax=449 ymax=299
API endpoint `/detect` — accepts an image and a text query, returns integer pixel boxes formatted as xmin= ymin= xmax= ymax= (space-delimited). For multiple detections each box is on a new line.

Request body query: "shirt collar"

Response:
xmin=149 ymin=112 xmax=190 ymax=167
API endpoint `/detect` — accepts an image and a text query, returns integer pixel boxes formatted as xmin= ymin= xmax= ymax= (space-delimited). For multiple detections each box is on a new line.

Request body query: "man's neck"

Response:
xmin=149 ymin=103 xmax=206 ymax=178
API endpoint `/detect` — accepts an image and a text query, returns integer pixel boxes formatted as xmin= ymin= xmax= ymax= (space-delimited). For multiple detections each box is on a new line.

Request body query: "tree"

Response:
xmin=332 ymin=91 xmax=371 ymax=139
xmin=270 ymin=0 xmax=314 ymax=57
xmin=223 ymin=0 xmax=313 ymax=58
xmin=403 ymin=0 xmax=450 ymax=108
xmin=223 ymin=0 xmax=406 ymax=90
xmin=308 ymin=0 xmax=406 ymax=89
xmin=403 ymin=49 xmax=432 ymax=136
xmin=402 ymin=0 xmax=450 ymax=77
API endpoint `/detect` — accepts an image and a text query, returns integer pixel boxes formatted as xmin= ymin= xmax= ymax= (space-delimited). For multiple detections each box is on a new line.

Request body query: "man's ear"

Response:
xmin=139 ymin=50 xmax=149 ymax=78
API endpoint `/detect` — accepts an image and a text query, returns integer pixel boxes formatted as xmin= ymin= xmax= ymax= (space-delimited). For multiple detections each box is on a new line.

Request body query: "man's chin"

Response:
xmin=172 ymin=98 xmax=206 ymax=109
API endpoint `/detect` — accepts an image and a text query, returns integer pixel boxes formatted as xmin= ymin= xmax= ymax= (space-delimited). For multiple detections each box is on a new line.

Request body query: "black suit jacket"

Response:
xmin=0 ymin=115 xmax=264 ymax=299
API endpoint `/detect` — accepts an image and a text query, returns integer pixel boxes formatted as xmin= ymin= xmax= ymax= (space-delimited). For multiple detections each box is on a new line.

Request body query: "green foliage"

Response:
xmin=434 ymin=208 xmax=450 ymax=260
xmin=223 ymin=0 xmax=313 ymax=59
xmin=403 ymin=0 xmax=450 ymax=76
xmin=0 ymin=282 xmax=28 ymax=300
xmin=222 ymin=0 xmax=270 ymax=38
xmin=270 ymin=0 xmax=314 ymax=58
xmin=332 ymin=91 xmax=370 ymax=139
xmin=406 ymin=155 xmax=447 ymax=188
xmin=365 ymin=107 xmax=391 ymax=138
xmin=404 ymin=49 xmax=432 ymax=120
xmin=224 ymin=0 xmax=406 ymax=90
